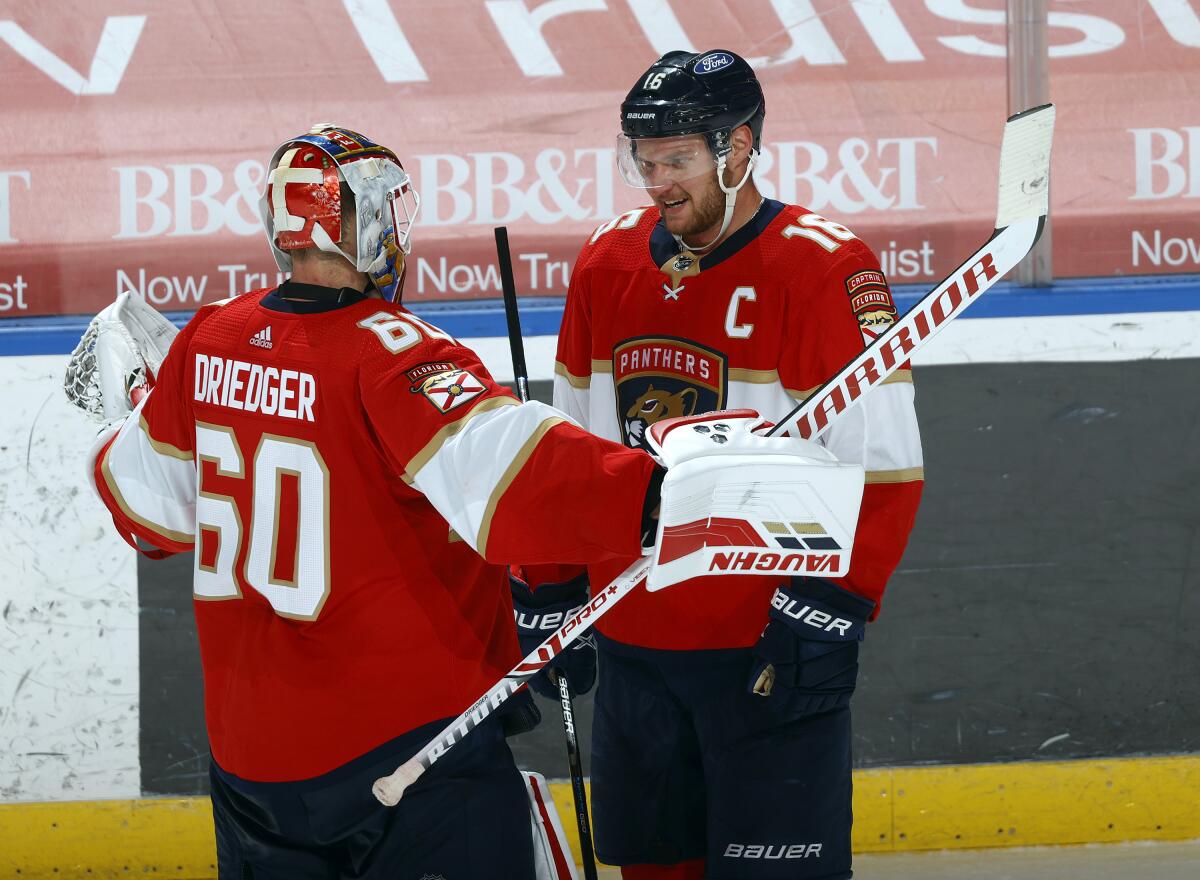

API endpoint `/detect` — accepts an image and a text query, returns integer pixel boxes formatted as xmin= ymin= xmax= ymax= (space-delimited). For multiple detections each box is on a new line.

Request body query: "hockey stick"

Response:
xmin=495 ymin=225 xmax=600 ymax=880
xmin=496 ymin=227 xmax=532 ymax=405
xmin=767 ymin=103 xmax=1055 ymax=440
xmin=374 ymin=555 xmax=650 ymax=806
xmin=373 ymin=103 xmax=1056 ymax=807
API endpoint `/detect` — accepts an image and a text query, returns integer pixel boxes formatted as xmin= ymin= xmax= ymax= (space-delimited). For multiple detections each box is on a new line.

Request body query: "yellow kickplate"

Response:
xmin=2 ymin=756 xmax=1198 ymax=877
xmin=0 ymin=797 xmax=216 ymax=876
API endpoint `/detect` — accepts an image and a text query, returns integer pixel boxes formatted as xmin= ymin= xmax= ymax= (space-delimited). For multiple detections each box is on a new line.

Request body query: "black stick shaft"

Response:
xmin=493 ymin=225 xmax=598 ymax=879
xmin=558 ymin=672 xmax=599 ymax=880
xmin=495 ymin=227 xmax=529 ymax=404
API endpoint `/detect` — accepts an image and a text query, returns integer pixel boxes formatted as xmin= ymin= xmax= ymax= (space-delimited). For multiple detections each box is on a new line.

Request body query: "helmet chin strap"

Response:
xmin=310 ymin=222 xmax=360 ymax=270
xmin=674 ymin=150 xmax=758 ymax=255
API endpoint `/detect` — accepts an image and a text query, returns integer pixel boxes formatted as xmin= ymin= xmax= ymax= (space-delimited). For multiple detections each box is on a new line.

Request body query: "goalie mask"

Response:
xmin=259 ymin=124 xmax=420 ymax=302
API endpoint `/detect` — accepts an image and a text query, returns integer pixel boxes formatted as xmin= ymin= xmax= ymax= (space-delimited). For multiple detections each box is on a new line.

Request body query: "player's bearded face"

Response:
xmin=652 ymin=171 xmax=726 ymax=239
xmin=623 ymin=136 xmax=723 ymax=237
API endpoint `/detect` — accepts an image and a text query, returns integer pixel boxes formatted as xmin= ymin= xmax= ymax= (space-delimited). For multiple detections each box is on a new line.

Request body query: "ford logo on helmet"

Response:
xmin=693 ymin=52 xmax=735 ymax=75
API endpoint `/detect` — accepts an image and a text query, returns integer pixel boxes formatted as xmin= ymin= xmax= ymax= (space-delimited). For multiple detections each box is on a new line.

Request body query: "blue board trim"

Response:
xmin=2 ymin=274 xmax=1198 ymax=357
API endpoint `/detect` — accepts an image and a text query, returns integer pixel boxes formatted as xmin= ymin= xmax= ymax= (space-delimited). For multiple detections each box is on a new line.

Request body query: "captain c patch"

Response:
xmin=418 ymin=369 xmax=485 ymax=414
xmin=845 ymin=269 xmax=897 ymax=343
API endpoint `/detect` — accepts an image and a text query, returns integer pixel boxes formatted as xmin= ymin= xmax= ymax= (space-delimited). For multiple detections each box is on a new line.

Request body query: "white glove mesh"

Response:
xmin=63 ymin=292 xmax=179 ymax=425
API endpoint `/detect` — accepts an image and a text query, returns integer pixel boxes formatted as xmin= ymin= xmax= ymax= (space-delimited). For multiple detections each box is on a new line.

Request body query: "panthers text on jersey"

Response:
xmin=91 ymin=286 xmax=656 ymax=781
xmin=553 ymin=200 xmax=924 ymax=650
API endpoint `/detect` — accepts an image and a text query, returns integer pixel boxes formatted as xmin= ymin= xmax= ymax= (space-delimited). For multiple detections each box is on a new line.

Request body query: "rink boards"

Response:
xmin=2 ymin=755 xmax=1200 ymax=875
xmin=0 ymin=280 xmax=1198 ymax=874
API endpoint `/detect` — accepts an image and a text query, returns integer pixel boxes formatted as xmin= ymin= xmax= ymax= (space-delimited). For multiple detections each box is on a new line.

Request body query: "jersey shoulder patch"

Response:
xmin=844 ymin=268 xmax=897 ymax=344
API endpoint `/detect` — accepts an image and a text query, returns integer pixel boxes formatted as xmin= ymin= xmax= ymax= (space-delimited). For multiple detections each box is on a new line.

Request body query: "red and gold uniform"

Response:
xmin=91 ymin=285 xmax=656 ymax=783
xmin=554 ymin=200 xmax=924 ymax=647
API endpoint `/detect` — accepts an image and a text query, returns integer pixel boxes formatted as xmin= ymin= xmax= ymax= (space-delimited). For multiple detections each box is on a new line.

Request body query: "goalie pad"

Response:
xmin=523 ymin=770 xmax=580 ymax=880
xmin=64 ymin=290 xmax=179 ymax=426
xmin=645 ymin=410 xmax=865 ymax=593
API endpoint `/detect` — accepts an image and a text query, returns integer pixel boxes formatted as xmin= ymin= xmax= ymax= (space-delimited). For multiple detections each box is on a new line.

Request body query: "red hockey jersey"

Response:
xmin=92 ymin=287 xmax=655 ymax=781
xmin=554 ymin=201 xmax=924 ymax=650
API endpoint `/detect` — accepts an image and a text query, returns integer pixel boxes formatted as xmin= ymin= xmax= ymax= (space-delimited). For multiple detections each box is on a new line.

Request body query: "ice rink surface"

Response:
xmin=851 ymin=840 xmax=1200 ymax=879
xmin=586 ymin=840 xmax=1200 ymax=879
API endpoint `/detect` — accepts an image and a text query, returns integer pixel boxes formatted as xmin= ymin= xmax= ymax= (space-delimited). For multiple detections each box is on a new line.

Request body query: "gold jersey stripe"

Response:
xmin=729 ymin=367 xmax=779 ymax=384
xmin=554 ymin=361 xmax=591 ymax=389
xmin=477 ymin=417 xmax=568 ymax=557
xmin=866 ymin=466 xmax=924 ymax=484
xmin=140 ymin=416 xmax=193 ymax=460
xmin=785 ymin=385 xmax=818 ymax=402
xmin=590 ymin=359 xmax=613 ymax=374
xmin=404 ymin=396 xmax=520 ymax=482
xmin=786 ymin=369 xmax=914 ymax=402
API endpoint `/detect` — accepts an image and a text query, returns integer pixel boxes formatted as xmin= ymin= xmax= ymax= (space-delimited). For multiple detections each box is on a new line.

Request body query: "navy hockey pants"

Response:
xmin=591 ymin=636 xmax=855 ymax=880
xmin=209 ymin=716 xmax=535 ymax=879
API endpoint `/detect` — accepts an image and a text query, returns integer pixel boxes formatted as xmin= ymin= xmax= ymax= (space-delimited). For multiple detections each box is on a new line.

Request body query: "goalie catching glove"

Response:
xmin=63 ymin=290 xmax=178 ymax=427
xmin=643 ymin=410 xmax=866 ymax=592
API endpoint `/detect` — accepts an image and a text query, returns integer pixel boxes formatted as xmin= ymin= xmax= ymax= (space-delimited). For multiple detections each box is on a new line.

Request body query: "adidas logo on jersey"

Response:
xmin=248 ymin=326 xmax=273 ymax=349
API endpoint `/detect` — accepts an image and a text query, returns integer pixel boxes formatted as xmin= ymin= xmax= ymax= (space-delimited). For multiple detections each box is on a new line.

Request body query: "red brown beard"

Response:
xmin=664 ymin=178 xmax=726 ymax=243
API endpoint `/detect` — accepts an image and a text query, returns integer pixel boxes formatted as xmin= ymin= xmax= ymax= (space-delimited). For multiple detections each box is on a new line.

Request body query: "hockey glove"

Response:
xmin=510 ymin=571 xmax=597 ymax=699
xmin=644 ymin=409 xmax=865 ymax=592
xmin=749 ymin=578 xmax=875 ymax=716
xmin=64 ymin=290 xmax=178 ymax=428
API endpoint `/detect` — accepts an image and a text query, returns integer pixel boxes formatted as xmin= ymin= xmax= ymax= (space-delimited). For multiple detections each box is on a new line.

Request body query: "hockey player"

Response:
xmin=544 ymin=52 xmax=925 ymax=879
xmin=75 ymin=125 xmax=675 ymax=879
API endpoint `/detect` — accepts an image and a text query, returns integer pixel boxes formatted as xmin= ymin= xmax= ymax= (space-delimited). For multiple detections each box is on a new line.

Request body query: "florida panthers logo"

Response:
xmin=845 ymin=269 xmax=897 ymax=344
xmin=625 ymin=385 xmax=700 ymax=446
xmin=613 ymin=336 xmax=726 ymax=451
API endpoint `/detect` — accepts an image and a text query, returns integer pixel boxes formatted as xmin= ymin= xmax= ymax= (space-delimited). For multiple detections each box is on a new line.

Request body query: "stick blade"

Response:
xmin=995 ymin=103 xmax=1056 ymax=230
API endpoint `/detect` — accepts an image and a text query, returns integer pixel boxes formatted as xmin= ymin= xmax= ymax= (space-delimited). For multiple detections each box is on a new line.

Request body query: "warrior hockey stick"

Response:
xmin=767 ymin=103 xmax=1056 ymax=440
xmin=496 ymin=224 xmax=600 ymax=880
xmin=374 ymin=556 xmax=650 ymax=806
xmin=373 ymin=103 xmax=1056 ymax=807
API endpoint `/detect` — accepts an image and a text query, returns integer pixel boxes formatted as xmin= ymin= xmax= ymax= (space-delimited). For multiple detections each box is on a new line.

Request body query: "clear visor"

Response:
xmin=616 ymin=133 xmax=718 ymax=189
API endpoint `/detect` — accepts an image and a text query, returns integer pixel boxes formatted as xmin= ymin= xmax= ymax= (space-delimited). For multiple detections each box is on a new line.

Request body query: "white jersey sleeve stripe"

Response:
xmin=404 ymin=397 xmax=519 ymax=481
xmin=819 ymin=381 xmax=923 ymax=473
xmin=409 ymin=400 xmax=572 ymax=556
xmin=552 ymin=372 xmax=590 ymax=429
xmin=98 ymin=405 xmax=197 ymax=545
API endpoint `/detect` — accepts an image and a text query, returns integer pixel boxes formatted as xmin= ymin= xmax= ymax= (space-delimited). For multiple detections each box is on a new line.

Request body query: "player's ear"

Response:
xmin=729 ymin=124 xmax=754 ymax=163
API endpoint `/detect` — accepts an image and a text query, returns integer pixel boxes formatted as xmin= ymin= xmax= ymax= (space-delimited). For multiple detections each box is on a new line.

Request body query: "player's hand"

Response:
xmin=510 ymin=571 xmax=597 ymax=699
xmin=748 ymin=579 xmax=874 ymax=715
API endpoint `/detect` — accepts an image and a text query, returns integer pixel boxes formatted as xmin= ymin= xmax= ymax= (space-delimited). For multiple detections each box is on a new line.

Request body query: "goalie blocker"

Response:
xmin=644 ymin=410 xmax=865 ymax=592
